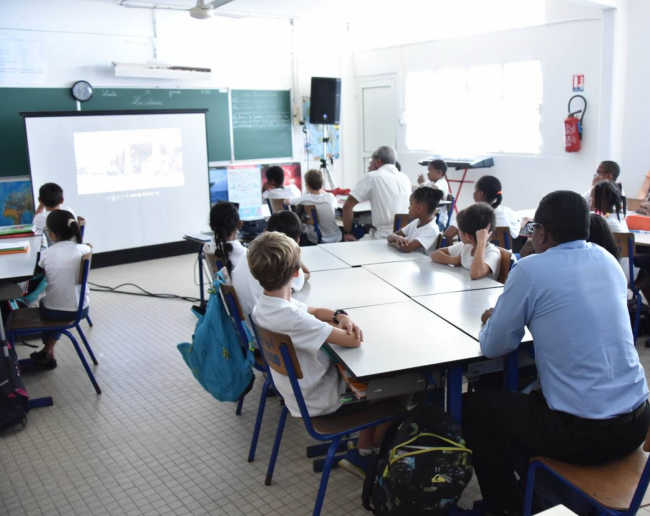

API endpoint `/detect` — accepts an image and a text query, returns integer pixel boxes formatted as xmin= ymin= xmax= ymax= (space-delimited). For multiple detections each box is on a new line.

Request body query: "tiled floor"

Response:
xmin=1 ymin=252 xmax=649 ymax=516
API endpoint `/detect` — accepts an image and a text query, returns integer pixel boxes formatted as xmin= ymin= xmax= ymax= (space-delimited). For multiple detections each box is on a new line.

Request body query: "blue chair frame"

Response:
xmin=523 ymin=436 xmax=650 ymax=516
xmin=393 ymin=213 xmax=411 ymax=233
xmin=6 ymin=255 xmax=100 ymax=395
xmin=219 ymin=284 xmax=276 ymax=463
xmin=440 ymin=195 xmax=456 ymax=247
xmin=77 ymin=216 xmax=94 ymax=327
xmin=251 ymin=321 xmax=403 ymax=516
xmin=302 ymin=205 xmax=323 ymax=244
xmin=614 ymin=233 xmax=643 ymax=343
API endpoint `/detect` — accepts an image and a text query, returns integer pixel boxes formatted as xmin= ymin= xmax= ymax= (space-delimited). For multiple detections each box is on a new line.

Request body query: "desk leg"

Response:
xmin=504 ymin=350 xmax=519 ymax=392
xmin=446 ymin=365 xmax=463 ymax=423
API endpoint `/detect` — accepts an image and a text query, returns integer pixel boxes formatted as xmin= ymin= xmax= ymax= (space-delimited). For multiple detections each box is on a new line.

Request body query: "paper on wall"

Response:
xmin=0 ymin=36 xmax=46 ymax=85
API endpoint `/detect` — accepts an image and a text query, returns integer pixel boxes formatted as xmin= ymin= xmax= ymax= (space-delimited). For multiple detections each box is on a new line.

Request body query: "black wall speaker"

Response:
xmin=310 ymin=77 xmax=341 ymax=125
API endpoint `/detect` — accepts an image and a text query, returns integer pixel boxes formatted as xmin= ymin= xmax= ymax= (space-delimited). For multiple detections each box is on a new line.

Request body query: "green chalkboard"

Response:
xmin=232 ymin=90 xmax=292 ymax=160
xmin=83 ymin=88 xmax=231 ymax=162
xmin=0 ymin=88 xmax=76 ymax=177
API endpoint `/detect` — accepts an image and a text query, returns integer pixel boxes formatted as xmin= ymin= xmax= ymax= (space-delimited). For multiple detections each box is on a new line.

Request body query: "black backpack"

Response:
xmin=0 ymin=339 xmax=29 ymax=431
xmin=362 ymin=402 xmax=473 ymax=516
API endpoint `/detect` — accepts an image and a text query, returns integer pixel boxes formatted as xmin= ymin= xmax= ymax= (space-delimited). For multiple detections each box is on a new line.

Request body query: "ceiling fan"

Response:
xmin=120 ymin=0 xmax=246 ymax=19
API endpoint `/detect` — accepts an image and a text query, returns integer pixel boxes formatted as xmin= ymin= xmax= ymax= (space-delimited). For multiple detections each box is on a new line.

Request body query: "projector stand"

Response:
xmin=320 ymin=124 xmax=337 ymax=190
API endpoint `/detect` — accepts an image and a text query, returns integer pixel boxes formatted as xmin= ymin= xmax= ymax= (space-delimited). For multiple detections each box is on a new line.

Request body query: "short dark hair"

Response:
xmin=267 ymin=210 xmax=302 ymax=241
xmin=265 ymin=166 xmax=285 ymax=186
xmin=428 ymin=159 xmax=448 ymax=175
xmin=593 ymin=180 xmax=625 ymax=221
xmin=600 ymin=160 xmax=621 ymax=181
xmin=304 ymin=169 xmax=323 ymax=191
xmin=412 ymin=187 xmax=444 ymax=215
xmin=39 ymin=183 xmax=64 ymax=208
xmin=534 ymin=190 xmax=589 ymax=244
xmin=456 ymin=203 xmax=496 ymax=237
xmin=476 ymin=175 xmax=503 ymax=208
xmin=588 ymin=213 xmax=620 ymax=260
xmin=46 ymin=210 xmax=82 ymax=244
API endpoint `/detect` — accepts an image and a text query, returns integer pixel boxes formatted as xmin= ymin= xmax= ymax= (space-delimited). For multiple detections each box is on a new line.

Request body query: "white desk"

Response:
xmin=537 ymin=506 xmax=578 ymax=516
xmin=633 ymin=231 xmax=650 ymax=248
xmin=329 ymin=300 xmax=481 ymax=379
xmin=514 ymin=209 xmax=535 ymax=221
xmin=336 ymin=197 xmax=371 ymax=213
xmin=291 ymin=267 xmax=408 ymax=309
xmin=299 ymin=246 xmax=350 ymax=272
xmin=415 ymin=288 xmax=533 ymax=342
xmin=365 ymin=260 xmax=502 ymax=297
xmin=318 ymin=240 xmax=430 ymax=267
xmin=0 ymin=235 xmax=44 ymax=285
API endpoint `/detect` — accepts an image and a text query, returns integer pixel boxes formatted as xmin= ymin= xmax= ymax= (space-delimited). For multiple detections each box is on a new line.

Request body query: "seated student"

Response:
xmin=431 ymin=203 xmax=501 ymax=280
xmin=592 ymin=180 xmax=628 ymax=233
xmin=387 ymin=187 xmax=444 ymax=255
xmin=416 ymin=159 xmax=450 ymax=230
xmin=284 ymin=169 xmax=342 ymax=244
xmin=588 ymin=213 xmax=621 ymax=260
xmin=464 ymin=191 xmax=649 ymax=516
xmin=266 ymin=211 xmax=311 ymax=291
xmin=444 ymin=175 xmax=519 ymax=243
xmin=249 ymin=231 xmax=392 ymax=478
xmin=583 ymin=160 xmax=623 ymax=204
xmin=262 ymin=165 xmax=301 ymax=200
xmin=29 ymin=210 xmax=90 ymax=369
xmin=32 ymin=183 xmax=77 ymax=238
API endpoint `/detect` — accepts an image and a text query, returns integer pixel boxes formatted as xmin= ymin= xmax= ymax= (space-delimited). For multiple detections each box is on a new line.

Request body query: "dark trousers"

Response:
xmin=462 ymin=390 xmax=650 ymax=516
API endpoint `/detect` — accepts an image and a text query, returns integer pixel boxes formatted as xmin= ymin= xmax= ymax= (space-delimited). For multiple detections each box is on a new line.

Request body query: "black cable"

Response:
xmin=88 ymin=281 xmax=200 ymax=303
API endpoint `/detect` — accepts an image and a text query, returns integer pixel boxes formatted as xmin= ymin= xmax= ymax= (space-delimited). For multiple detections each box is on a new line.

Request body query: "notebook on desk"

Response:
xmin=0 ymin=240 xmax=30 ymax=255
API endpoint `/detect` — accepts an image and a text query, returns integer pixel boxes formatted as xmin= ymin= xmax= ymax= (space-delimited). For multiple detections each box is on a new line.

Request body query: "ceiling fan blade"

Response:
xmin=203 ymin=0 xmax=235 ymax=9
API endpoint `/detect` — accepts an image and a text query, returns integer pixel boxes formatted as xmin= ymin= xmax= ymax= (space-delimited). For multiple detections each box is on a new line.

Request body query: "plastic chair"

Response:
xmin=267 ymin=198 xmax=288 ymax=214
xmin=496 ymin=247 xmax=514 ymax=285
xmin=613 ymin=232 xmax=644 ymax=343
xmin=393 ymin=213 xmax=411 ymax=233
xmin=204 ymin=249 xmax=225 ymax=280
xmin=6 ymin=253 xmax=101 ymax=395
xmin=219 ymin=283 xmax=274 ymax=463
xmin=301 ymin=205 xmax=323 ymax=244
xmin=444 ymin=194 xmax=456 ymax=231
xmin=492 ymin=226 xmax=512 ymax=251
xmin=523 ymin=424 xmax=650 ymax=516
xmin=251 ymin=321 xmax=406 ymax=516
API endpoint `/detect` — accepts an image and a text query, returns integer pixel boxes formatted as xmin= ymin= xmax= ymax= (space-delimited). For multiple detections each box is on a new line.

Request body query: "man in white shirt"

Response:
xmin=342 ymin=146 xmax=411 ymax=240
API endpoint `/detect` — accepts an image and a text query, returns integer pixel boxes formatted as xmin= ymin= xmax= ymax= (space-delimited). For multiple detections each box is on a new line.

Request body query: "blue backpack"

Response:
xmin=178 ymin=274 xmax=255 ymax=402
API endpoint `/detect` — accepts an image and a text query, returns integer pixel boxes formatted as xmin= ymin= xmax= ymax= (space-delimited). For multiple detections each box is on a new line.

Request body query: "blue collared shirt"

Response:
xmin=480 ymin=240 xmax=648 ymax=419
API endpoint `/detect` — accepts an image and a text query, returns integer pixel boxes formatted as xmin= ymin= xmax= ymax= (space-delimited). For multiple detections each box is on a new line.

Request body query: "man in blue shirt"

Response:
xmin=462 ymin=191 xmax=649 ymax=515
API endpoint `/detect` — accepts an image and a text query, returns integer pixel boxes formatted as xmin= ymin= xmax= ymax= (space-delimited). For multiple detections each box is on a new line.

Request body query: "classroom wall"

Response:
xmin=350 ymin=18 xmax=603 ymax=211
xmin=0 ymin=0 xmax=353 ymax=187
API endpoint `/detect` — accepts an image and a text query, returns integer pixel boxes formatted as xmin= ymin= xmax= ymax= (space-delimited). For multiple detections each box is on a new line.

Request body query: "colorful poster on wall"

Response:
xmin=0 ymin=178 xmax=34 ymax=226
xmin=302 ymin=97 xmax=341 ymax=161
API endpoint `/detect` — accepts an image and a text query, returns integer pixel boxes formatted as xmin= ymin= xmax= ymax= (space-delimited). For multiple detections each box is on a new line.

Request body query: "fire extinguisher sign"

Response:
xmin=573 ymin=75 xmax=585 ymax=92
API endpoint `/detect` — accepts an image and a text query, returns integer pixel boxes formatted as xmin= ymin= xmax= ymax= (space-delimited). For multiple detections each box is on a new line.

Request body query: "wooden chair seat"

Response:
xmin=310 ymin=399 xmax=406 ymax=435
xmin=6 ymin=307 xmax=75 ymax=331
xmin=532 ymin=448 xmax=650 ymax=511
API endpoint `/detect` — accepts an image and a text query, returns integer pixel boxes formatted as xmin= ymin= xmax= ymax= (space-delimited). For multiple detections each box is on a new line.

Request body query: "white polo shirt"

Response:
xmin=39 ymin=240 xmax=91 ymax=312
xmin=401 ymin=218 xmax=440 ymax=255
xmin=33 ymin=205 xmax=77 ymax=235
xmin=263 ymin=184 xmax=302 ymax=200
xmin=350 ymin=164 xmax=411 ymax=239
xmin=289 ymin=192 xmax=342 ymax=244
xmin=448 ymin=241 xmax=501 ymax=278
xmin=252 ymin=294 xmax=345 ymax=417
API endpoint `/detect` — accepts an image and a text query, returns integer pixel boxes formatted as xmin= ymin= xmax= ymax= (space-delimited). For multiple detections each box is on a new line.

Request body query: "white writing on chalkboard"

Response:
xmin=232 ymin=113 xmax=290 ymax=130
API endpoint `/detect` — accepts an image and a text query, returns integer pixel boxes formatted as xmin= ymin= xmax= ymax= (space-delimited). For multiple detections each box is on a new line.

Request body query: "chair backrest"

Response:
xmin=613 ymin=232 xmax=636 ymax=283
xmin=220 ymin=283 xmax=249 ymax=350
xmin=267 ymin=198 xmax=287 ymax=214
xmin=252 ymin=323 xmax=303 ymax=379
xmin=77 ymin=216 xmax=86 ymax=239
xmin=205 ymin=250 xmax=225 ymax=279
xmin=491 ymin=226 xmax=512 ymax=251
xmin=301 ymin=204 xmax=322 ymax=243
xmin=628 ymin=198 xmax=645 ymax=213
xmin=433 ymin=233 xmax=443 ymax=251
xmin=393 ymin=213 xmax=411 ymax=233
xmin=76 ymin=252 xmax=92 ymax=323
xmin=496 ymin=247 xmax=512 ymax=285
xmin=445 ymin=195 xmax=456 ymax=230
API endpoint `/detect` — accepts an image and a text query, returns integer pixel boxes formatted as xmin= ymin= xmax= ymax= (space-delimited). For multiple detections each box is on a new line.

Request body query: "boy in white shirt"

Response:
xmin=387 ymin=187 xmax=443 ymax=255
xmin=249 ymin=231 xmax=394 ymax=479
xmin=284 ymin=169 xmax=342 ymax=244
xmin=266 ymin=211 xmax=311 ymax=291
xmin=32 ymin=183 xmax=77 ymax=237
xmin=417 ymin=159 xmax=450 ymax=230
xmin=431 ymin=203 xmax=501 ymax=280
xmin=262 ymin=165 xmax=302 ymax=200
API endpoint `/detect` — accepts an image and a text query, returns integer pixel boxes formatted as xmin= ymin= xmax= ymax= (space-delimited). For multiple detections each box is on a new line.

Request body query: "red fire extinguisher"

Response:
xmin=565 ymin=95 xmax=587 ymax=153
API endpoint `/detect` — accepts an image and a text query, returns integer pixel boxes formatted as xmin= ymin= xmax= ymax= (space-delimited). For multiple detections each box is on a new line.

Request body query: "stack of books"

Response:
xmin=0 ymin=240 xmax=30 ymax=255
xmin=0 ymin=224 xmax=36 ymax=239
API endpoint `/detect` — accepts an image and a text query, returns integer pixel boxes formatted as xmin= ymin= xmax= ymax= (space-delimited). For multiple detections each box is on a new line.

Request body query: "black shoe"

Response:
xmin=29 ymin=349 xmax=48 ymax=361
xmin=31 ymin=352 xmax=57 ymax=370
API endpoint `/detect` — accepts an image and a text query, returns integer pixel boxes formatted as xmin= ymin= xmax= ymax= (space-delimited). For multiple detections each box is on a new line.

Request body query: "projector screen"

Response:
xmin=24 ymin=111 xmax=210 ymax=254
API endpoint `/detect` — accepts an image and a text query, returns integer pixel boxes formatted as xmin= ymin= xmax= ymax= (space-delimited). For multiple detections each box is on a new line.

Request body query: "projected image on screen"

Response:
xmin=74 ymin=128 xmax=184 ymax=195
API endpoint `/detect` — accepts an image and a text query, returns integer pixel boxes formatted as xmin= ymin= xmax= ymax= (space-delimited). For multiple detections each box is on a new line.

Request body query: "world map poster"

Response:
xmin=0 ymin=179 xmax=34 ymax=226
